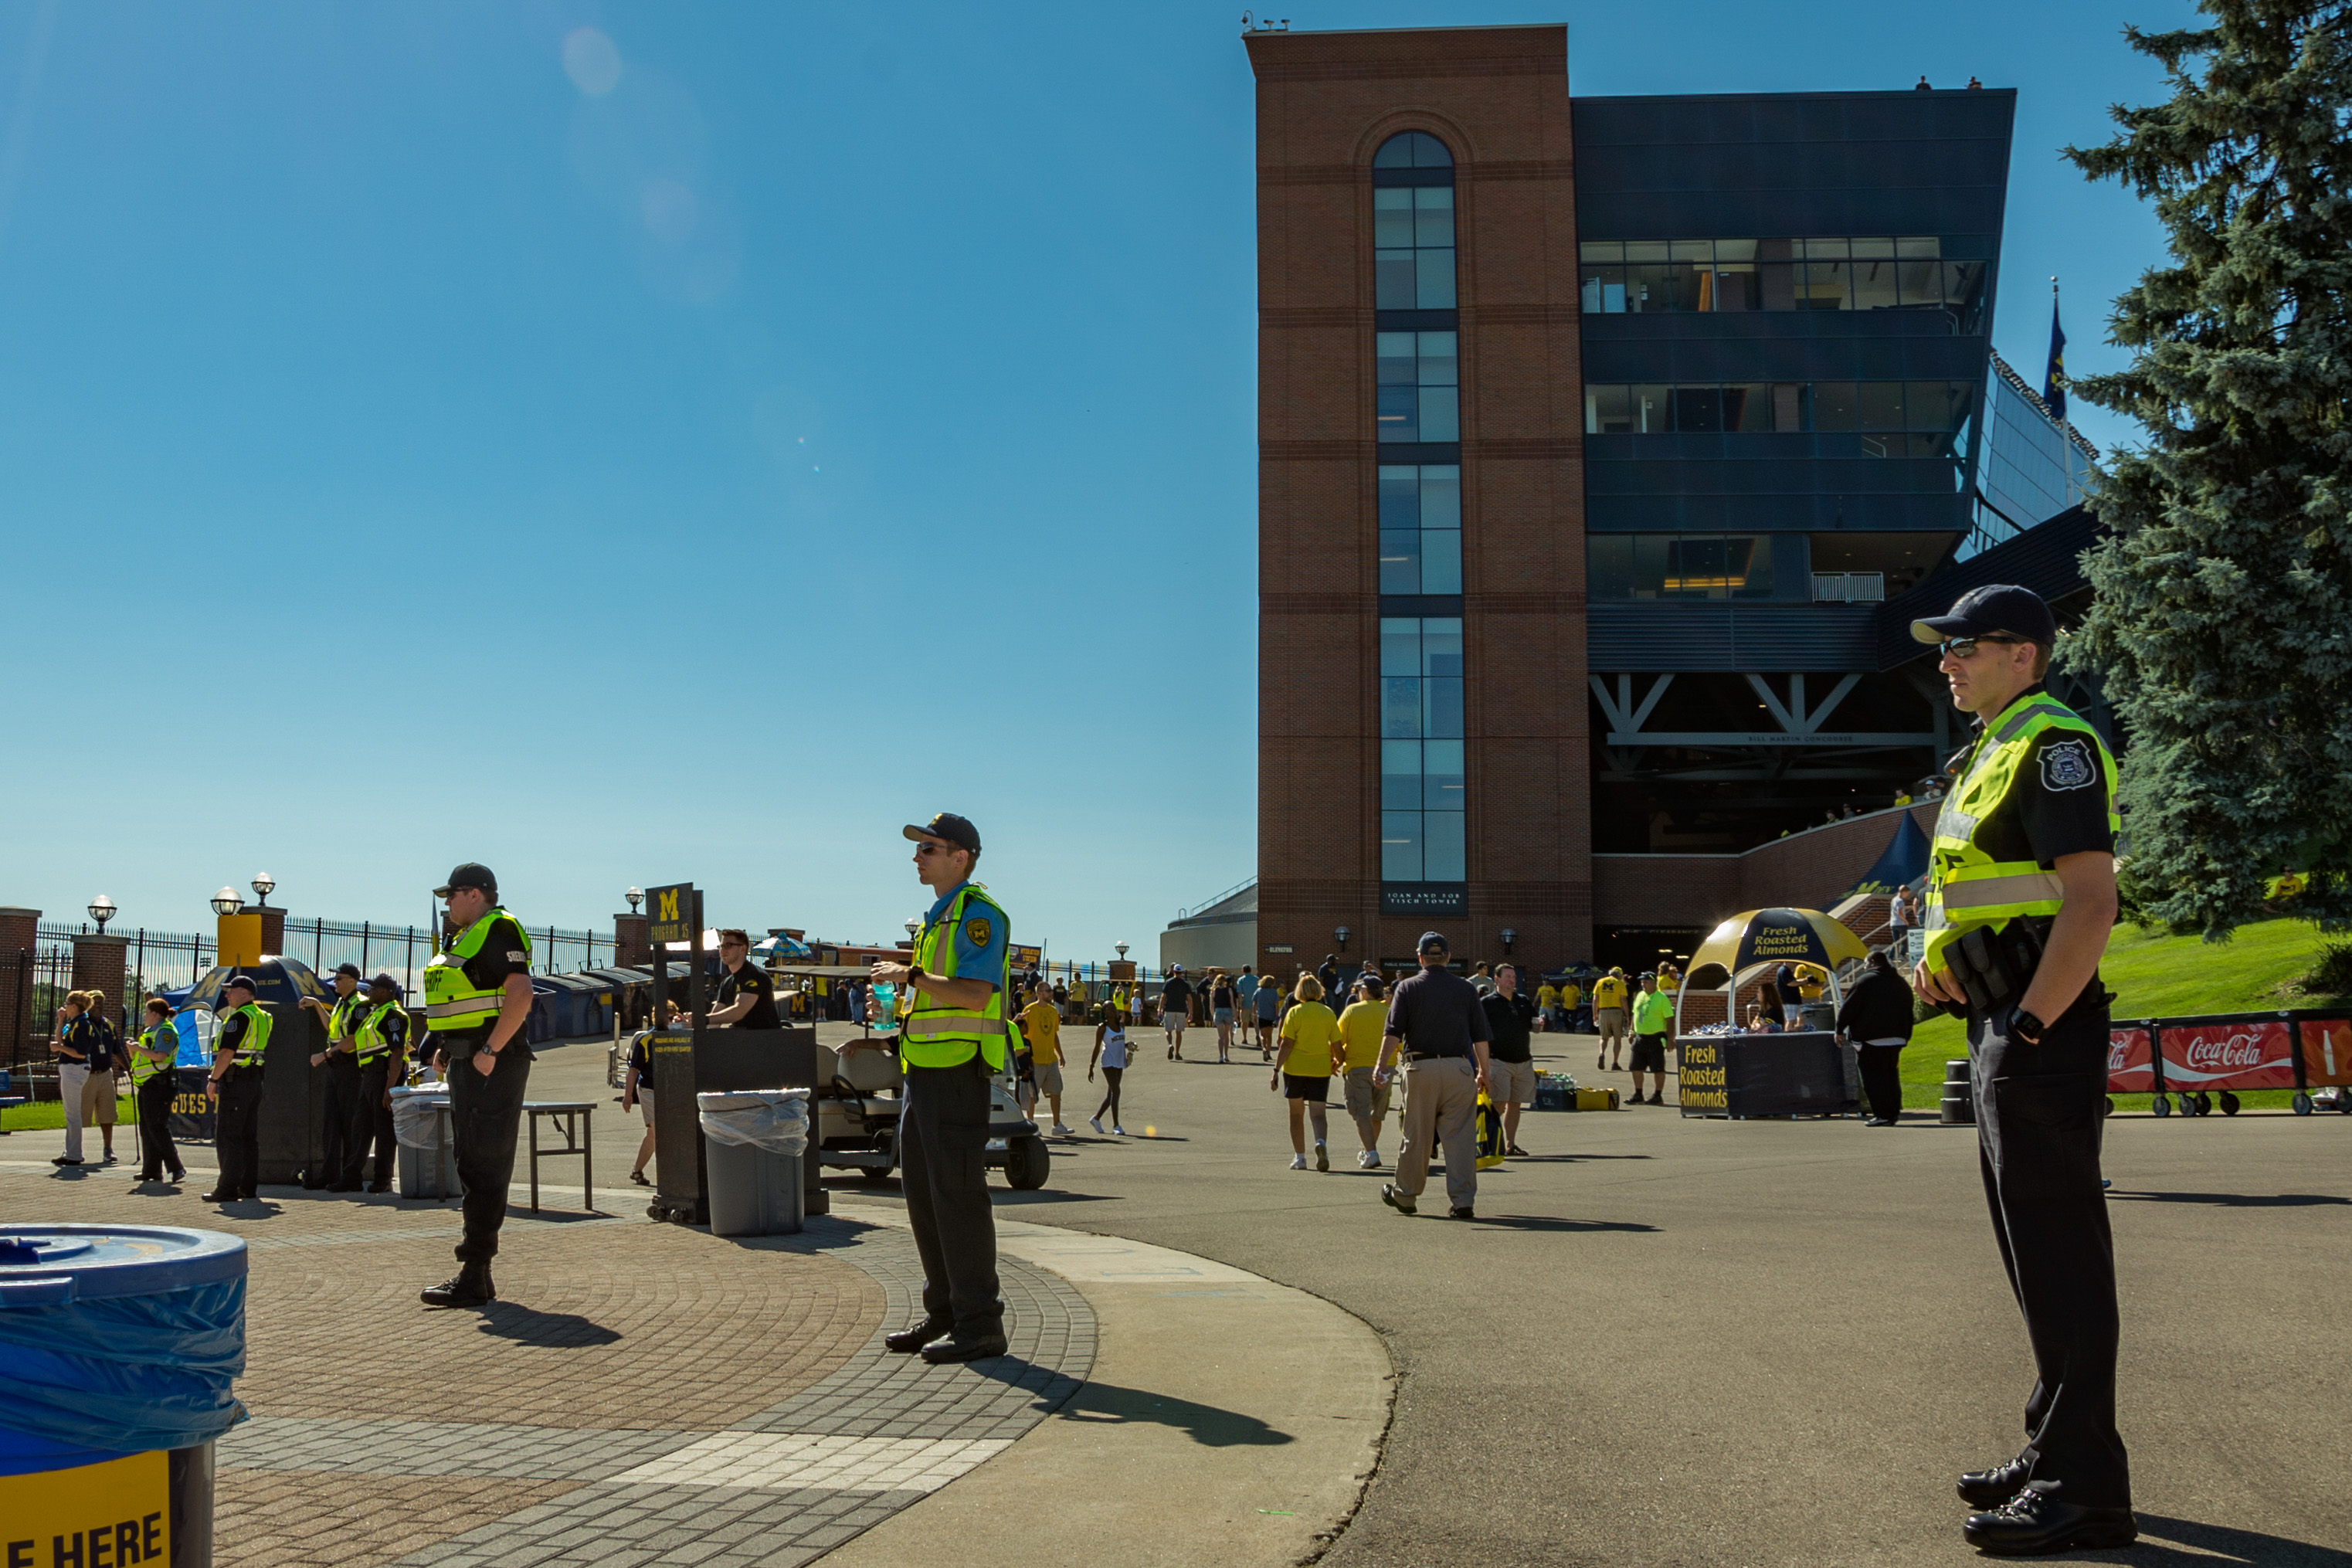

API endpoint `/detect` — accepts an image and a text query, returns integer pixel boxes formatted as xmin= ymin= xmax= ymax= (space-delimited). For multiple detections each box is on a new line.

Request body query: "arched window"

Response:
xmin=1373 ymin=131 xmax=1454 ymax=171
xmin=1373 ymin=134 xmax=1455 ymax=311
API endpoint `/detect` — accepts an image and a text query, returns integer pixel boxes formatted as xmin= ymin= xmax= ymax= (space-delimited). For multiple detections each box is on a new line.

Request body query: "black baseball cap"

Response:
xmin=222 ymin=973 xmax=256 ymax=995
xmin=1417 ymin=932 xmax=1450 ymax=955
xmin=1910 ymin=584 xmax=2057 ymax=648
xmin=330 ymin=962 xmax=361 ymax=979
xmin=903 ymin=813 xmax=981 ymax=854
xmin=433 ymin=863 xmax=497 ymax=898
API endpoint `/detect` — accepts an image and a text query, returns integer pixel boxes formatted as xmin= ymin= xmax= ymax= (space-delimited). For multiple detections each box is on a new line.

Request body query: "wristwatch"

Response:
xmin=2011 ymin=1008 xmax=2047 ymax=1046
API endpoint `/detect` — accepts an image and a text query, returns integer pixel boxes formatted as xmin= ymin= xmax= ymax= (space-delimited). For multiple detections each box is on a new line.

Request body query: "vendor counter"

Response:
xmin=1676 ymin=1030 xmax=1858 ymax=1119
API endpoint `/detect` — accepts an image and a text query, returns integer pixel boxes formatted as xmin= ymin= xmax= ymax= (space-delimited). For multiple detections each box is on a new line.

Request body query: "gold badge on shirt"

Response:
xmin=965 ymin=917 xmax=992 ymax=949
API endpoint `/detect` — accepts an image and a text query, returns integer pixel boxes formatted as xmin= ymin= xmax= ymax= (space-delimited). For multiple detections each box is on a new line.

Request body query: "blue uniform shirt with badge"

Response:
xmin=926 ymin=881 xmax=1009 ymax=987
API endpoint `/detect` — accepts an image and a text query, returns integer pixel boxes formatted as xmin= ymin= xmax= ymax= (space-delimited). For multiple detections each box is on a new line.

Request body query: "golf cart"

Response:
xmin=814 ymin=1037 xmax=1050 ymax=1190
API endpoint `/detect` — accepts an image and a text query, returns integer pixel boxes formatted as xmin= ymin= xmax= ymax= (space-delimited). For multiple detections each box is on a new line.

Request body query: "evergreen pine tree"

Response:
xmin=2065 ymin=0 xmax=2352 ymax=936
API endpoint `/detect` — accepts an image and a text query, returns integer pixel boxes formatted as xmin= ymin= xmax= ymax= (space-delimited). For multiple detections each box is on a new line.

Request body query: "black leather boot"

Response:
xmin=420 ymin=1261 xmax=496 ymax=1308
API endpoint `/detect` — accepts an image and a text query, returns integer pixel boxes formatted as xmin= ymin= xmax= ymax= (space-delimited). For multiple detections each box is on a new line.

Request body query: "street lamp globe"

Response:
xmin=1335 ymin=925 xmax=1352 ymax=949
xmin=1115 ymin=942 xmax=1129 ymax=960
xmin=87 ymin=895 xmax=116 ymax=932
xmin=251 ymin=873 xmax=275 ymax=908
xmin=211 ymin=888 xmax=245 ymax=918
xmin=904 ymin=918 xmax=921 ymax=942
xmin=1500 ymin=926 xmax=1519 ymax=954
xmin=626 ymin=887 xmax=644 ymax=913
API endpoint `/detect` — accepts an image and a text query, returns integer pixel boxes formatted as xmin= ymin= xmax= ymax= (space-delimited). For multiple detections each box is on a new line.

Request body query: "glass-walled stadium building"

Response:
xmin=1244 ymin=23 xmax=2094 ymax=971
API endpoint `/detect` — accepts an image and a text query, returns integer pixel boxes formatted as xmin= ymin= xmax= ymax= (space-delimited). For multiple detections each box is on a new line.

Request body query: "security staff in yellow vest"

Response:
xmin=864 ymin=812 xmax=1013 ymax=1363
xmin=419 ymin=863 xmax=535 ymax=1309
xmin=340 ymin=974 xmax=409 ymax=1193
xmin=300 ymin=962 xmax=368 ymax=1193
xmin=202 ymin=973 xmax=273 ymax=1203
xmin=130 ymin=996 xmax=188 ymax=1186
xmin=1906 ymin=585 xmax=2135 ymax=1556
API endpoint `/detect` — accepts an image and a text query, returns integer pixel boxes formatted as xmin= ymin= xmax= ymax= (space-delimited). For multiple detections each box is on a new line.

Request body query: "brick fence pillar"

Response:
xmin=0 ymin=907 xmax=39 ymax=1066
xmin=259 ymin=905 xmax=289 ymax=959
xmin=615 ymin=913 xmax=650 ymax=969
xmin=71 ymin=933 xmax=131 ymax=1035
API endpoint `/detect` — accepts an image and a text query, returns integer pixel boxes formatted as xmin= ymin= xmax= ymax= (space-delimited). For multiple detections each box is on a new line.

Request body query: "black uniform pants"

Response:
xmin=135 ymin=1073 xmax=180 ymax=1178
xmin=1858 ymin=1044 xmax=1905 ymax=1122
xmin=900 ymin=1056 xmax=1003 ymax=1335
xmin=446 ymin=1035 xmax=531 ymax=1264
xmin=1970 ymin=997 xmax=2130 ymax=1509
xmin=347 ymin=1064 xmax=396 ymax=1186
xmin=320 ymin=1058 xmax=361 ymax=1186
xmin=216 ymin=1074 xmax=266 ymax=1198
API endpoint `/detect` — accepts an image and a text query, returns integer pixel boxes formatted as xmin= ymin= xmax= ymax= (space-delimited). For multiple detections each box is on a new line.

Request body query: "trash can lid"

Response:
xmin=697 ymin=1088 xmax=809 ymax=1112
xmin=0 ymin=1224 xmax=246 ymax=1303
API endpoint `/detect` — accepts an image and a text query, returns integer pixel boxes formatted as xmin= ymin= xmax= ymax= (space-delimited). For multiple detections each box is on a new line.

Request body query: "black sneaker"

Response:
xmin=51 ymin=1156 xmax=82 ymax=1166
xmin=1961 ymin=1484 xmax=2136 ymax=1554
xmin=1449 ymin=1206 xmax=1475 ymax=1220
xmin=1958 ymin=1457 xmax=2034 ymax=1509
xmin=420 ymin=1263 xmax=496 ymax=1308
xmin=1380 ymin=1183 xmax=1417 ymax=1215
xmin=884 ymin=1319 xmax=952 ymax=1354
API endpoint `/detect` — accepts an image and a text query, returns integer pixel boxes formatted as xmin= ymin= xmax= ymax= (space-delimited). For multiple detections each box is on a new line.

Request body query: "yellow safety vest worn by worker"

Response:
xmin=354 ymin=1000 xmax=403 ymax=1069
xmin=327 ymin=993 xmax=363 ymax=1050
xmin=129 ymin=1023 xmax=178 ymax=1087
xmin=900 ymin=884 xmax=1013 ymax=1072
xmin=1924 ymin=691 xmax=2119 ymax=974
xmin=424 ymin=908 xmax=532 ymax=1033
xmin=219 ymin=1002 xmax=273 ymax=1073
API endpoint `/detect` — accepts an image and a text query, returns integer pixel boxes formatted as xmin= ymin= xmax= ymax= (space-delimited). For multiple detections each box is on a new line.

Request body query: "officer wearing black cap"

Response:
xmin=419 ymin=864 xmax=535 ymax=1308
xmin=346 ymin=974 xmax=409 ymax=1192
xmin=202 ymin=972 xmax=272 ymax=1203
xmin=1906 ymin=584 xmax=2135 ymax=1553
xmin=300 ymin=962 xmax=368 ymax=1192
xmin=864 ymin=812 xmax=1013 ymax=1363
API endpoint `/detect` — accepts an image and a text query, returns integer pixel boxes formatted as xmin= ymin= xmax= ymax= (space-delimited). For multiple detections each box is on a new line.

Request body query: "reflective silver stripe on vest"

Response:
xmin=902 ymin=1014 xmax=1008 ymax=1038
xmin=1938 ymin=871 xmax=2066 ymax=911
xmin=426 ymin=995 xmax=503 ymax=1020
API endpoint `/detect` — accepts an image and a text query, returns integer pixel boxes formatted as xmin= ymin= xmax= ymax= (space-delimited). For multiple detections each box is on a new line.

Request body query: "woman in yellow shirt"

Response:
xmin=1336 ymin=976 xmax=1392 ymax=1168
xmin=1273 ymin=974 xmax=1342 ymax=1172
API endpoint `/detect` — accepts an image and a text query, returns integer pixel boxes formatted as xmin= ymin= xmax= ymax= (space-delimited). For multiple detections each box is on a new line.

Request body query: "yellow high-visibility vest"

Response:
xmin=899 ymin=885 xmax=1013 ymax=1072
xmin=424 ymin=908 xmax=531 ymax=1033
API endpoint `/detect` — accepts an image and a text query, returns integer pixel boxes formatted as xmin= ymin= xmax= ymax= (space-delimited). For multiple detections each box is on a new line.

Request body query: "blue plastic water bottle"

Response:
xmin=873 ymin=982 xmax=899 ymax=1034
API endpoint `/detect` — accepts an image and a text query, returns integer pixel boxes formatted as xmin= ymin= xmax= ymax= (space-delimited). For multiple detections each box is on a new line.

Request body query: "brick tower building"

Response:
xmin=1246 ymin=24 xmax=1589 ymax=973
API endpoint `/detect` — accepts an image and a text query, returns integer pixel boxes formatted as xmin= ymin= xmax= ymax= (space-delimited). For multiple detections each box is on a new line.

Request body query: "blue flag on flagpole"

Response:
xmin=2044 ymin=280 xmax=2066 ymax=421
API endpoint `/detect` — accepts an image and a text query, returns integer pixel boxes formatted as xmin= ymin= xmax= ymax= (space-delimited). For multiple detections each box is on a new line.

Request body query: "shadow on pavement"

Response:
xmin=1505 ymin=1152 xmax=1656 ymax=1162
xmin=981 ymin=1360 xmax=1292 ymax=1448
xmin=2125 ymin=1513 xmax=2352 ymax=1566
xmin=992 ymin=1190 xmax=1121 ymax=1207
xmin=2108 ymin=1191 xmax=2352 ymax=1209
xmin=1467 ymin=1215 xmax=1661 ymax=1234
xmin=472 ymin=1301 xmax=623 ymax=1346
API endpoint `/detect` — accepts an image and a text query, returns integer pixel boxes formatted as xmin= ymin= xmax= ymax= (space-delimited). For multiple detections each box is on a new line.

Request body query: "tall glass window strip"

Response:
xmin=1377 ymin=332 xmax=1458 ymax=443
xmin=1380 ymin=616 xmax=1465 ymax=883
xmin=1376 ymin=188 xmax=1456 ymax=309
xmin=1579 ymin=238 xmax=1986 ymax=324
xmin=1378 ymin=464 xmax=1461 ymax=595
xmin=1583 ymin=379 xmax=1974 ymax=451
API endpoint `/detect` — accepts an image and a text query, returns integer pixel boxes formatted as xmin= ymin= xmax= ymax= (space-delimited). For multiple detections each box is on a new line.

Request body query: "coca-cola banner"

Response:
xmin=2298 ymin=1020 xmax=2352 ymax=1086
xmin=2106 ymin=1026 xmax=2155 ymax=1093
xmin=2157 ymin=1020 xmax=2297 ymax=1092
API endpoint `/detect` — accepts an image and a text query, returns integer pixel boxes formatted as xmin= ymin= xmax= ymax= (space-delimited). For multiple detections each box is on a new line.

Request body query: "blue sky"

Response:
xmin=0 ymin=0 xmax=2188 ymax=958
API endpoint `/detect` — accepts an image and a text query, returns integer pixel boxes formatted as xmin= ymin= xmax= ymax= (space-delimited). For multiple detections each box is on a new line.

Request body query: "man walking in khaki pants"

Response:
xmin=1374 ymin=932 xmax=1492 ymax=1219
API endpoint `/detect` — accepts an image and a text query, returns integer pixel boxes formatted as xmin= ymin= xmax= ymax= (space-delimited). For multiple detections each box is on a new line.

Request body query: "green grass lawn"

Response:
xmin=2 ymin=1095 xmax=137 ymax=1133
xmin=1898 ymin=918 xmax=2351 ymax=1111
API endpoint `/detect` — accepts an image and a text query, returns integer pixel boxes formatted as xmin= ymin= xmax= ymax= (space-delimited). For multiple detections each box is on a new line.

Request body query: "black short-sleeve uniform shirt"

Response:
xmin=1480 ymin=990 xmax=1536 ymax=1063
xmin=449 ymin=915 xmax=535 ymax=1057
xmin=1950 ymin=687 xmax=2116 ymax=870
xmin=717 ymin=964 xmax=781 ymax=1030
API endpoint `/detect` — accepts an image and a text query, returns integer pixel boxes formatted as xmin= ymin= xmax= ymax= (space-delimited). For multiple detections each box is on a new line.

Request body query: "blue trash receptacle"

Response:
xmin=0 ymin=1224 xmax=248 ymax=1567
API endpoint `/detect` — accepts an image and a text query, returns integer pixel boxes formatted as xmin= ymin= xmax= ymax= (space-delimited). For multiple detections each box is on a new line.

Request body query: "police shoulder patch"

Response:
xmin=2040 ymin=737 xmax=2095 ymax=792
xmin=965 ymin=916 xmax=993 ymax=949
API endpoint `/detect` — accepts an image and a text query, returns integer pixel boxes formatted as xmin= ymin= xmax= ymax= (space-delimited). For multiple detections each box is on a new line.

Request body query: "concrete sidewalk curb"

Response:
xmin=817 ymin=1196 xmax=1394 ymax=1567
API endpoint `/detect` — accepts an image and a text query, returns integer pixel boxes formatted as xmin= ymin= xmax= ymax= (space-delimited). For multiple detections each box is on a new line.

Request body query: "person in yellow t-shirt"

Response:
xmin=1336 ymin=975 xmax=1393 ymax=1169
xmin=1592 ymin=968 xmax=1631 ymax=1071
xmin=1273 ymin=974 xmax=1342 ymax=1173
xmin=1533 ymin=979 xmax=1560 ymax=1033
xmin=1018 ymin=981 xmax=1069 ymax=1135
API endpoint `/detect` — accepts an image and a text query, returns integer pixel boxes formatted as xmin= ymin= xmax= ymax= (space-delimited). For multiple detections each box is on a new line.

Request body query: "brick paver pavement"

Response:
xmin=2 ymin=1125 xmax=1095 ymax=1568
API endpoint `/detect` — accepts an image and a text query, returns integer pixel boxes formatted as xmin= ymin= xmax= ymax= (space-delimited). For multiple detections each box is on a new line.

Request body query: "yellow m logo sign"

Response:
xmin=658 ymin=889 xmax=680 ymax=922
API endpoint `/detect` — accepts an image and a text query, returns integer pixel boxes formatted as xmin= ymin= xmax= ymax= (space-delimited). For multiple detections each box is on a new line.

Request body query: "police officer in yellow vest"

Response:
xmin=419 ymin=864 xmax=536 ymax=1308
xmin=202 ymin=973 xmax=273 ymax=1203
xmin=865 ymin=813 xmax=1013 ymax=1363
xmin=1907 ymin=585 xmax=2135 ymax=1555
xmin=300 ymin=962 xmax=368 ymax=1192
xmin=346 ymin=973 xmax=409 ymax=1193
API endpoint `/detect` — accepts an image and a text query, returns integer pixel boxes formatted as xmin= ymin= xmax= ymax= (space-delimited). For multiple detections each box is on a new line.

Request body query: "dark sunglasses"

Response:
xmin=914 ymin=841 xmax=959 ymax=856
xmin=1940 ymin=634 xmax=2026 ymax=659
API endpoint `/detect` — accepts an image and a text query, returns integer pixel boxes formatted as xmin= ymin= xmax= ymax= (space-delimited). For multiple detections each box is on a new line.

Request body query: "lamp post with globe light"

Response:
xmin=88 ymin=896 xmax=116 ymax=934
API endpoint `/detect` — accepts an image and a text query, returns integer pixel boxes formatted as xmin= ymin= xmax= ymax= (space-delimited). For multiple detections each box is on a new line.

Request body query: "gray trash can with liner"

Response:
xmin=390 ymin=1088 xmax=456 ymax=1200
xmin=698 ymin=1089 xmax=809 ymax=1237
